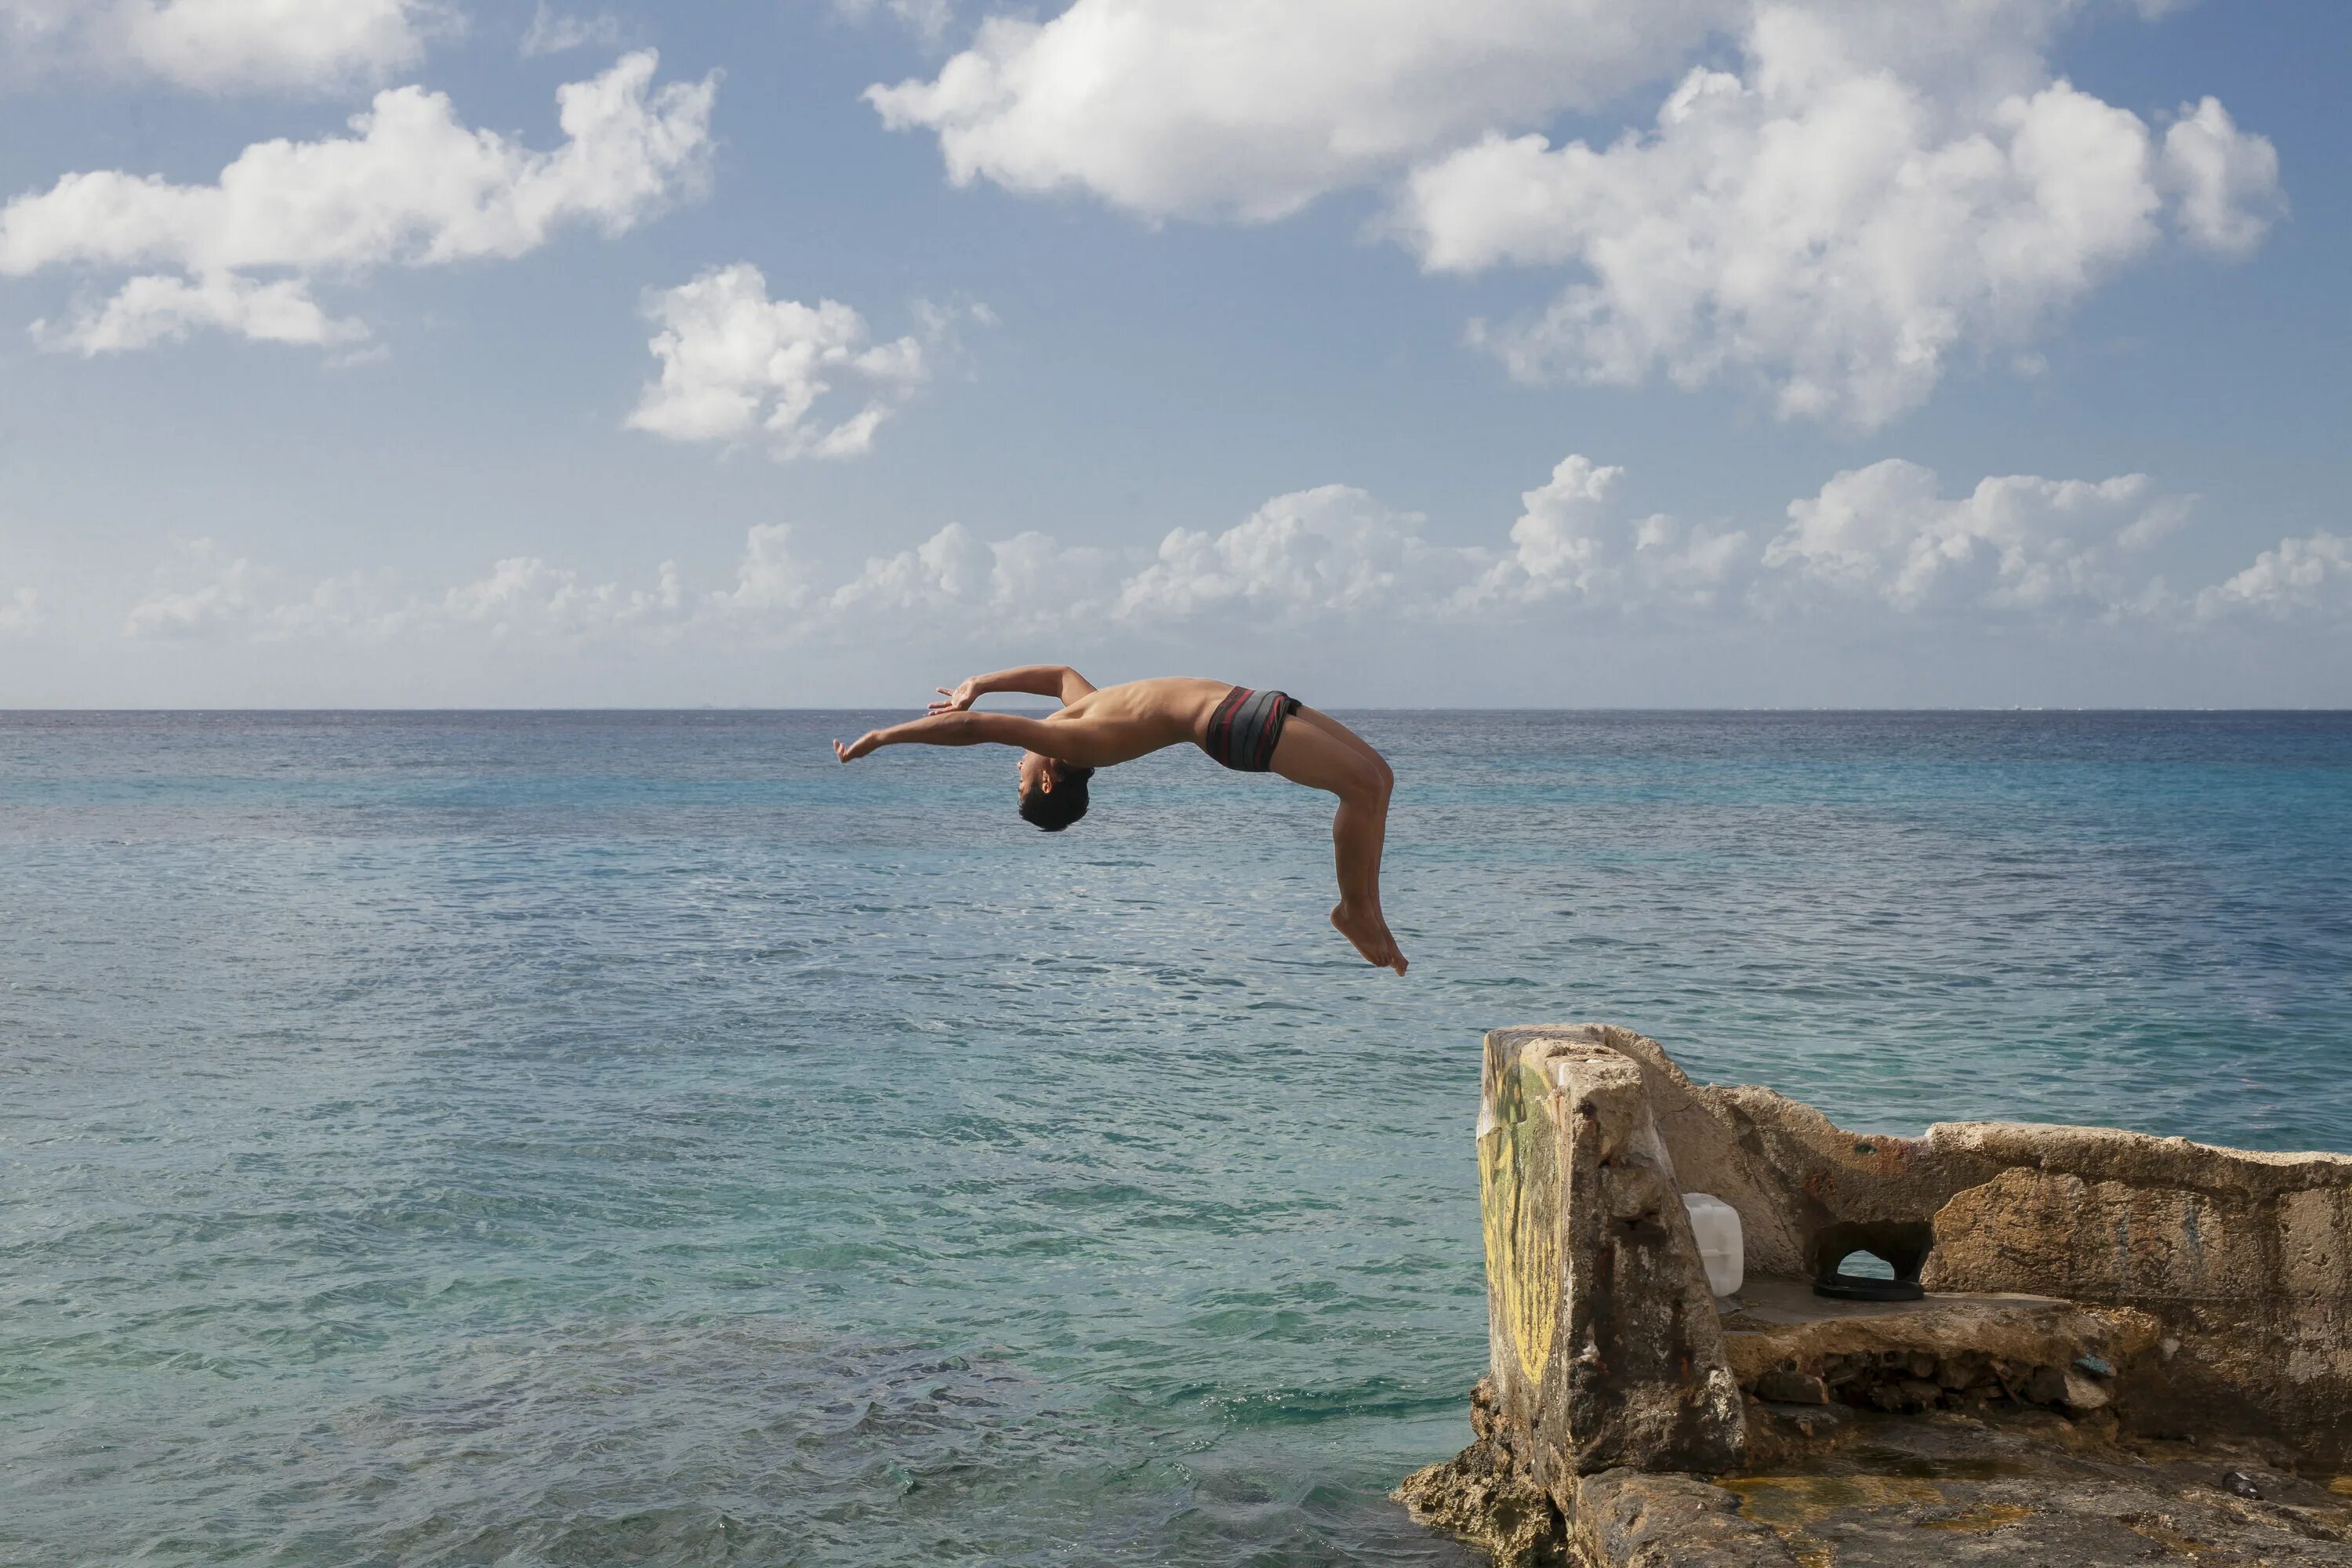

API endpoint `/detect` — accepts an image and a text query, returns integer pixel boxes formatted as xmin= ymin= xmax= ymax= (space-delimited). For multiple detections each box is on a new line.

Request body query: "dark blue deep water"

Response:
xmin=5 ymin=710 xmax=2348 ymax=1566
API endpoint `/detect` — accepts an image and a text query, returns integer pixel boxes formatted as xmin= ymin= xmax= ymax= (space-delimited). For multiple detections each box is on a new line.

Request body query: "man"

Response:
xmin=833 ymin=666 xmax=1406 ymax=975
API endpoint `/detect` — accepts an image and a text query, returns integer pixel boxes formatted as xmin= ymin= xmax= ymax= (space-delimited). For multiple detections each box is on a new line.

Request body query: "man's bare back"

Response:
xmin=832 ymin=665 xmax=1406 ymax=974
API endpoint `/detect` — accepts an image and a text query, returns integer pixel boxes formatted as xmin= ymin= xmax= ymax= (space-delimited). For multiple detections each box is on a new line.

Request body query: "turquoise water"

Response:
xmin=4 ymin=710 xmax=2348 ymax=1566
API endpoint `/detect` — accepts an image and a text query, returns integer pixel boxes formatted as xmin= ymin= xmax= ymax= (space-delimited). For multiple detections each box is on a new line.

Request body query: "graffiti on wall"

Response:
xmin=1479 ymin=1054 xmax=1561 ymax=1386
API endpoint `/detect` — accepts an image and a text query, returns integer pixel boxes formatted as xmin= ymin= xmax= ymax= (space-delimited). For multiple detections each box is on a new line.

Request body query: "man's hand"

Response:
xmin=833 ymin=730 xmax=886 ymax=763
xmin=927 ymin=678 xmax=980 ymax=715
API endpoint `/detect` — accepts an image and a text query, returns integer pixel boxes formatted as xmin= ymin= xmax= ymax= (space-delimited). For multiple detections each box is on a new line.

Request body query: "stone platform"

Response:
xmin=1719 ymin=1279 xmax=2138 ymax=1416
xmin=1399 ymin=1024 xmax=2352 ymax=1566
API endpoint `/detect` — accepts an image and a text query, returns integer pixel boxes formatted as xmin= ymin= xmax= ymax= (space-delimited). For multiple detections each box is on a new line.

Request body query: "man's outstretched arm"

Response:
xmin=833 ymin=710 xmax=1065 ymax=764
xmin=929 ymin=664 xmax=1096 ymax=713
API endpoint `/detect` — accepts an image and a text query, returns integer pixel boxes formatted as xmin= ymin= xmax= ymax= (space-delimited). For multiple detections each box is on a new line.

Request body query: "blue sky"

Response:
xmin=0 ymin=0 xmax=2344 ymax=706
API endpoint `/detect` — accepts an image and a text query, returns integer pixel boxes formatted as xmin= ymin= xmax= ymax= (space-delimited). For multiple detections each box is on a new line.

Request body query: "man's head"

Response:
xmin=1017 ymin=751 xmax=1093 ymax=832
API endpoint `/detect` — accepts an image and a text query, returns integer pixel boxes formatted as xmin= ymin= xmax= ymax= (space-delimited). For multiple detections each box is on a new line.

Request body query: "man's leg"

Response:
xmin=1289 ymin=705 xmax=1393 ymax=920
xmin=1265 ymin=712 xmax=1406 ymax=975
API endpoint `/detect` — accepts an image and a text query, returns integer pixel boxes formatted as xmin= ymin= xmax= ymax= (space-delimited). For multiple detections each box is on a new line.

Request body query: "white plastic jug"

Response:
xmin=1681 ymin=1192 xmax=1744 ymax=1298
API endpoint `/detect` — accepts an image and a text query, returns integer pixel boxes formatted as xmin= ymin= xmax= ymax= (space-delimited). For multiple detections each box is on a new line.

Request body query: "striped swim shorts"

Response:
xmin=1204 ymin=685 xmax=1301 ymax=772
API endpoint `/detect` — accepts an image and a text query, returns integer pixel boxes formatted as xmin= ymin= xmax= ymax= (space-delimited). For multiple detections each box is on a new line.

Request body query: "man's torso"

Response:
xmin=1040 ymin=677 xmax=1236 ymax=765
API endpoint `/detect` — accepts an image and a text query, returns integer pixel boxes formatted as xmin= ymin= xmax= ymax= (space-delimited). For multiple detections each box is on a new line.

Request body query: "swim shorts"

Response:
xmin=1204 ymin=686 xmax=1301 ymax=772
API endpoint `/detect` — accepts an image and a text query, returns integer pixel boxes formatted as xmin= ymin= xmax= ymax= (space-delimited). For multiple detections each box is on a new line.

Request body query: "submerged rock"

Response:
xmin=1392 ymin=1382 xmax=1568 ymax=1568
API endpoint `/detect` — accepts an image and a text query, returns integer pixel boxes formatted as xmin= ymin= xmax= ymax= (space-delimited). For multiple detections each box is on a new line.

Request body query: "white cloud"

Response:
xmin=829 ymin=521 xmax=993 ymax=611
xmin=866 ymin=0 xmax=1733 ymax=223
xmin=874 ymin=0 xmax=2279 ymax=427
xmin=1631 ymin=514 xmax=1753 ymax=608
xmin=1444 ymin=456 xmax=1753 ymax=612
xmin=437 ymin=555 xmax=685 ymax=635
xmin=713 ymin=522 xmax=815 ymax=614
xmin=0 ymin=51 xmax=717 ymax=352
xmin=34 ymin=271 xmax=367 ymax=352
xmin=2194 ymin=532 xmax=2352 ymax=622
xmin=1115 ymin=485 xmax=1446 ymax=622
xmin=97 ymin=459 xmax=1670 ymax=652
xmin=1454 ymin=454 xmax=1621 ymax=608
xmin=819 ymin=521 xmax=1126 ymax=634
xmin=92 ymin=452 xmax=2312 ymax=659
xmin=1403 ymin=10 xmax=2283 ymax=426
xmin=810 ymin=460 xmax=1736 ymax=628
xmin=2160 ymin=96 xmax=2285 ymax=256
xmin=0 ymin=0 xmax=452 ymax=93
xmin=979 ymin=530 xmax=1120 ymax=633
xmin=866 ymin=0 xmax=2202 ymax=224
xmin=1764 ymin=459 xmax=2190 ymax=612
xmin=121 ymin=540 xmax=383 ymax=639
xmin=627 ymin=264 xmax=942 ymax=459
xmin=520 ymin=2 xmax=619 ymax=57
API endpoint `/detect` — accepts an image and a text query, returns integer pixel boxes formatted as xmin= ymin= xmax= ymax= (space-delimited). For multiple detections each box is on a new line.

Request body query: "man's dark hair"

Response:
xmin=1018 ymin=764 xmax=1094 ymax=832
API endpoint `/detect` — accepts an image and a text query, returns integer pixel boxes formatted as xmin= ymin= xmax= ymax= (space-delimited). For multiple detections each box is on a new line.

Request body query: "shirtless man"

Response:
xmin=833 ymin=666 xmax=1406 ymax=974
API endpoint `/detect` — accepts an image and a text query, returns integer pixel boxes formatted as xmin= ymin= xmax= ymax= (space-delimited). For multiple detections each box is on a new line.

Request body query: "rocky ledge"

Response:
xmin=1403 ymin=1380 xmax=2352 ymax=1566
xmin=1398 ymin=1025 xmax=2352 ymax=1566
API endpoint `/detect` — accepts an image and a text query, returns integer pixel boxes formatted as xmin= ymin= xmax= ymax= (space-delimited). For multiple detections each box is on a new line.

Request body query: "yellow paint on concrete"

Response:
xmin=1479 ymin=1057 xmax=1560 ymax=1385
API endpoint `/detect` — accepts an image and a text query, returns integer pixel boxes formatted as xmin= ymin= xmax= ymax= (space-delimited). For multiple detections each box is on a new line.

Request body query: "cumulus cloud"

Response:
xmin=1454 ymin=455 xmax=1622 ymax=608
xmin=873 ymin=0 xmax=2280 ymax=427
xmin=1403 ymin=12 xmax=2284 ymax=426
xmin=439 ymin=555 xmax=685 ymax=635
xmin=94 ymin=450 xmax=2332 ymax=657
xmin=627 ymin=265 xmax=960 ymax=459
xmin=2160 ymin=96 xmax=2286 ymax=256
xmin=1116 ymin=486 xmax=1446 ymax=621
xmin=866 ymin=0 xmax=1729 ymax=223
xmin=0 ymin=0 xmax=452 ymax=92
xmin=829 ymin=521 xmax=994 ymax=611
xmin=99 ymin=458 xmax=1673 ymax=651
xmin=714 ymin=523 xmax=815 ymax=614
xmin=808 ymin=459 xmax=1745 ymax=628
xmin=1764 ymin=459 xmax=2191 ymax=613
xmin=0 ymin=50 xmax=717 ymax=351
xmin=2194 ymin=532 xmax=2352 ymax=622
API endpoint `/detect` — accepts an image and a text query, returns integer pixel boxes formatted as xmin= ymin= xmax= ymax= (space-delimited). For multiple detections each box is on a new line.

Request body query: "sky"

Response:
xmin=0 ymin=0 xmax=2345 ymax=708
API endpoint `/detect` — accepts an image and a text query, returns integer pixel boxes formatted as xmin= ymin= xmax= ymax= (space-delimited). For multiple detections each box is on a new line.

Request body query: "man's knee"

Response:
xmin=1342 ymin=754 xmax=1392 ymax=802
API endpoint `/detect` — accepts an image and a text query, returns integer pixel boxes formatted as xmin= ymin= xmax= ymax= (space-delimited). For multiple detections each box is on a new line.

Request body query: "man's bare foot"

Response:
xmin=1331 ymin=903 xmax=1408 ymax=975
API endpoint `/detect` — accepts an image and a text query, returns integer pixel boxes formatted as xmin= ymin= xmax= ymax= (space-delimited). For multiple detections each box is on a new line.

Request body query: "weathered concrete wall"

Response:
xmin=1922 ymin=1125 xmax=2352 ymax=1454
xmin=1478 ymin=1027 xmax=1745 ymax=1485
xmin=1584 ymin=1025 xmax=2352 ymax=1464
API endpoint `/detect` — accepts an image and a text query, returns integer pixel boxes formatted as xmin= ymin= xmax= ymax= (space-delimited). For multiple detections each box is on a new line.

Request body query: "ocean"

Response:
xmin=4 ymin=710 xmax=2347 ymax=1566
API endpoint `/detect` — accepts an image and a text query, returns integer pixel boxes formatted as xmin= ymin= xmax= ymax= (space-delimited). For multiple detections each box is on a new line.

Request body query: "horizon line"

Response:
xmin=5 ymin=706 xmax=2350 ymax=717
